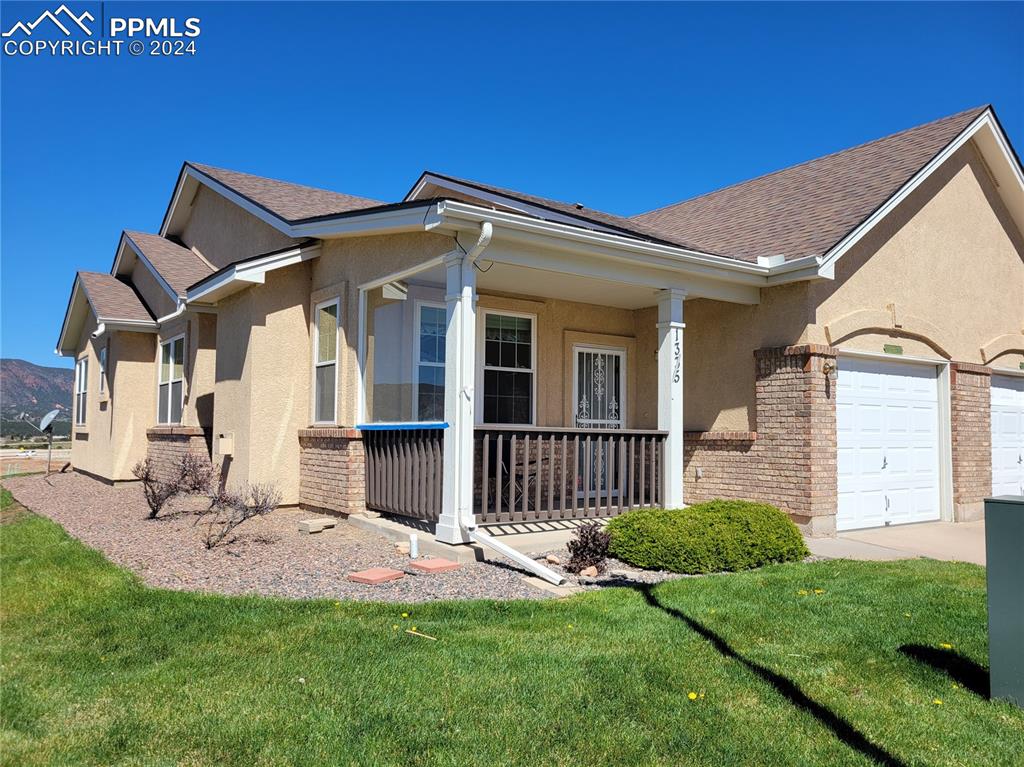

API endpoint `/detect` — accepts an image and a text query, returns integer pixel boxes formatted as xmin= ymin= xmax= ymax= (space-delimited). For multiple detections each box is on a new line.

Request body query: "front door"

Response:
xmin=573 ymin=346 xmax=625 ymax=500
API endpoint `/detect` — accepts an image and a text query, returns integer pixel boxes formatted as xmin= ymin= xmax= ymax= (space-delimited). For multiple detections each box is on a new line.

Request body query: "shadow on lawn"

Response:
xmin=634 ymin=584 xmax=908 ymax=767
xmin=899 ymin=644 xmax=990 ymax=698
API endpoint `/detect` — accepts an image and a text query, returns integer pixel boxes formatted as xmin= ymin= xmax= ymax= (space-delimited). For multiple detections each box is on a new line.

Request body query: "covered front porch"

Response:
xmin=353 ymin=213 xmax=761 ymax=543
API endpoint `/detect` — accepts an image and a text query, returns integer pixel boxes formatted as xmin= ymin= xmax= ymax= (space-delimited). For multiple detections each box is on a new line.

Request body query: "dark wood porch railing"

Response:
xmin=362 ymin=425 xmax=667 ymax=524
xmin=363 ymin=427 xmax=444 ymax=520
xmin=475 ymin=426 xmax=667 ymax=525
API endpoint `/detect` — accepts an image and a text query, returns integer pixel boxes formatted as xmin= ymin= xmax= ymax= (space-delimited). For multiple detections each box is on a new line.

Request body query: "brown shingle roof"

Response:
xmin=632 ymin=106 xmax=989 ymax=262
xmin=78 ymin=272 xmax=154 ymax=323
xmin=124 ymin=231 xmax=214 ymax=297
xmin=413 ymin=171 xmax=710 ymax=251
xmin=188 ymin=162 xmax=384 ymax=224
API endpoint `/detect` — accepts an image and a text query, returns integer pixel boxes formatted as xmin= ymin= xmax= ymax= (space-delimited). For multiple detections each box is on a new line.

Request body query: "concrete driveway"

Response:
xmin=806 ymin=520 xmax=986 ymax=565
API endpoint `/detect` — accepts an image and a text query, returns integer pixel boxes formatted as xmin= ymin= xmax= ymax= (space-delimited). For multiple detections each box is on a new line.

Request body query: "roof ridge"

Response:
xmin=634 ymin=105 xmax=990 ymax=219
xmin=186 ymin=161 xmax=385 ymax=206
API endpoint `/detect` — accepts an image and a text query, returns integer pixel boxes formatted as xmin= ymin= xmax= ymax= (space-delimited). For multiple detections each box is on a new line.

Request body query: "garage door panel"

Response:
xmin=837 ymin=357 xmax=942 ymax=531
xmin=991 ymin=375 xmax=1024 ymax=497
xmin=911 ymin=445 xmax=939 ymax=477
xmin=885 ymin=405 xmax=911 ymax=436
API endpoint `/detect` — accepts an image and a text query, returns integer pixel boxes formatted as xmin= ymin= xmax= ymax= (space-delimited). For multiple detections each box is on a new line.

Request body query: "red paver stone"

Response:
xmin=409 ymin=558 xmax=461 ymax=574
xmin=347 ymin=567 xmax=405 ymax=584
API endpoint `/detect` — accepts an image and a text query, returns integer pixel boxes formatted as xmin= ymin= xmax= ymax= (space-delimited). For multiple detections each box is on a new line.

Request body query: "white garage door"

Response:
xmin=991 ymin=375 xmax=1024 ymax=497
xmin=837 ymin=357 xmax=942 ymax=531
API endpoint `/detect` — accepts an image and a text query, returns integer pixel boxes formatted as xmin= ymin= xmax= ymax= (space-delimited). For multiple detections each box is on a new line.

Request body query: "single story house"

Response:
xmin=57 ymin=105 xmax=1024 ymax=546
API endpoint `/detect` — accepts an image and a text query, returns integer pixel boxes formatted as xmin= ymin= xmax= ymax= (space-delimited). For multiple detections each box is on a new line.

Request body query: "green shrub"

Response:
xmin=607 ymin=500 xmax=809 ymax=574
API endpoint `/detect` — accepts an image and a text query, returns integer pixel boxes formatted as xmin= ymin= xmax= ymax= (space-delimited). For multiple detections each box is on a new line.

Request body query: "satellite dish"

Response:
xmin=39 ymin=409 xmax=61 ymax=433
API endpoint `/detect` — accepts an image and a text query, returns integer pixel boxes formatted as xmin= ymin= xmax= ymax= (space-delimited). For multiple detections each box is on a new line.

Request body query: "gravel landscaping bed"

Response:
xmin=2 ymin=473 xmax=546 ymax=603
xmin=531 ymin=548 xmax=689 ymax=589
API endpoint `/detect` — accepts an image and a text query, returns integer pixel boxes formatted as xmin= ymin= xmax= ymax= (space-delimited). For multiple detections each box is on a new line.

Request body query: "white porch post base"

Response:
xmin=657 ymin=289 xmax=686 ymax=508
xmin=437 ymin=252 xmax=477 ymax=544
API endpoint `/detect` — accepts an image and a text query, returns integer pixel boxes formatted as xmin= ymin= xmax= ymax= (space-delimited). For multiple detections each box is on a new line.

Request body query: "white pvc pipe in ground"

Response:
xmin=467 ymin=527 xmax=566 ymax=586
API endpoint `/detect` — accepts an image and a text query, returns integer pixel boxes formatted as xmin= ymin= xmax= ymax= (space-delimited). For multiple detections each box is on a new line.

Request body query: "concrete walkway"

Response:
xmin=806 ymin=520 xmax=986 ymax=565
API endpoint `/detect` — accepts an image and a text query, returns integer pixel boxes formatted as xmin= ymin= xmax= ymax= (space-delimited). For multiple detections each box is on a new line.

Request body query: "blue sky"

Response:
xmin=2 ymin=1 xmax=1021 ymax=368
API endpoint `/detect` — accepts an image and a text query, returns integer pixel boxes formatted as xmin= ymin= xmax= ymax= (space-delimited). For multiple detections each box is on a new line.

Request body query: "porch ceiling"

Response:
xmin=476 ymin=261 xmax=667 ymax=309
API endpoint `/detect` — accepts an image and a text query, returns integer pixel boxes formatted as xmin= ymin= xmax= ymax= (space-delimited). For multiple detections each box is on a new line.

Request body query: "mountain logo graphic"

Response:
xmin=2 ymin=4 xmax=94 ymax=38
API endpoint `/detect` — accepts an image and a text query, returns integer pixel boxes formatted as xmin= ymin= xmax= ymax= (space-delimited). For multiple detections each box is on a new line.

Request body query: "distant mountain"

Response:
xmin=1 ymin=359 xmax=73 ymax=438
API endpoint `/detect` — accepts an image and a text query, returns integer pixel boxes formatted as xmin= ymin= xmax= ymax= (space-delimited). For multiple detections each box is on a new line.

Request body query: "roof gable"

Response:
xmin=122 ymin=231 xmax=214 ymax=298
xmin=56 ymin=271 xmax=157 ymax=355
xmin=161 ymin=162 xmax=385 ymax=239
xmin=632 ymin=106 xmax=992 ymax=263
xmin=78 ymin=271 xmax=155 ymax=323
xmin=406 ymin=171 xmax=711 ymax=252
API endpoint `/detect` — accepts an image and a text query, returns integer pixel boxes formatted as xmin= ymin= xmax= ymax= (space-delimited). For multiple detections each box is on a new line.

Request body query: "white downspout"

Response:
xmin=156 ymin=301 xmax=187 ymax=325
xmin=453 ymin=221 xmax=566 ymax=586
xmin=90 ymin=323 xmax=106 ymax=340
xmin=465 ymin=221 xmax=492 ymax=265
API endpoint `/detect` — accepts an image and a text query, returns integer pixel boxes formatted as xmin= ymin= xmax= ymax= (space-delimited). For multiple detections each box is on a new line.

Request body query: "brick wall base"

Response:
xmin=950 ymin=362 xmax=992 ymax=522
xmin=297 ymin=428 xmax=366 ymax=516
xmin=146 ymin=427 xmax=209 ymax=481
xmin=683 ymin=344 xmax=839 ymax=537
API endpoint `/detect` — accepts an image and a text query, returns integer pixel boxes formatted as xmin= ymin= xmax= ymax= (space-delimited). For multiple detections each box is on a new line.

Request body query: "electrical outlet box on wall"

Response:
xmin=217 ymin=433 xmax=234 ymax=456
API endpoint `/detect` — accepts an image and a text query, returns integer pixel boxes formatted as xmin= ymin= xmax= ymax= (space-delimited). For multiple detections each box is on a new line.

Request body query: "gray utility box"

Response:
xmin=985 ymin=496 xmax=1024 ymax=707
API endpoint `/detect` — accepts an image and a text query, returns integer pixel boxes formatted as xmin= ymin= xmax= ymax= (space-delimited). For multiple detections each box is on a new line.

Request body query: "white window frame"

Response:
xmin=74 ymin=356 xmax=88 ymax=425
xmin=98 ymin=344 xmax=107 ymax=395
xmin=312 ymin=297 xmax=341 ymax=425
xmin=412 ymin=300 xmax=447 ymax=421
xmin=157 ymin=334 xmax=185 ymax=425
xmin=475 ymin=309 xmax=538 ymax=426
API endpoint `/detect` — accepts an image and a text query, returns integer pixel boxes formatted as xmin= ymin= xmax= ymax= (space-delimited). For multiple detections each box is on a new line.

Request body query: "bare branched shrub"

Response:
xmin=132 ymin=458 xmax=180 ymax=519
xmin=176 ymin=452 xmax=218 ymax=496
xmin=132 ymin=453 xmax=218 ymax=519
xmin=199 ymin=482 xmax=281 ymax=549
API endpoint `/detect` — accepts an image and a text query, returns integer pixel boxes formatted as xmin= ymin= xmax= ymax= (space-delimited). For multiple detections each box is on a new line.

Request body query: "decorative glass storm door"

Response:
xmin=573 ymin=347 xmax=625 ymax=501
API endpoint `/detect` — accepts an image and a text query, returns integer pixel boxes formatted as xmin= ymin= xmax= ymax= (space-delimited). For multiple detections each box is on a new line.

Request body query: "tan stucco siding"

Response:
xmin=474 ymin=293 xmax=658 ymax=429
xmin=129 ymin=259 xmax=176 ymax=319
xmin=683 ymin=141 xmax=1024 ymax=432
xmin=809 ymin=142 xmax=1024 ymax=371
xmin=155 ymin=312 xmax=217 ymax=431
xmin=212 ymin=262 xmax=312 ymax=503
xmin=314 ymin=232 xmax=456 ymax=426
xmin=178 ymin=185 xmax=296 ymax=269
xmin=684 ymin=283 xmax=813 ymax=431
xmin=70 ymin=315 xmax=155 ymax=481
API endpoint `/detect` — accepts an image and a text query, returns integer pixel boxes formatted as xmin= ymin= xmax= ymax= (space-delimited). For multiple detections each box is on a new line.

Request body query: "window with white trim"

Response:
xmin=98 ymin=345 xmax=107 ymax=395
xmin=414 ymin=303 xmax=446 ymax=421
xmin=314 ymin=299 xmax=339 ymax=423
xmin=158 ymin=336 xmax=185 ymax=425
xmin=74 ymin=357 xmax=88 ymax=425
xmin=482 ymin=312 xmax=534 ymax=424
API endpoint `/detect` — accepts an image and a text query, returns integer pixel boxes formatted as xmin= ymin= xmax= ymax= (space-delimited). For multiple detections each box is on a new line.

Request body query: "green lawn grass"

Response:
xmin=2 ymin=509 xmax=1022 ymax=766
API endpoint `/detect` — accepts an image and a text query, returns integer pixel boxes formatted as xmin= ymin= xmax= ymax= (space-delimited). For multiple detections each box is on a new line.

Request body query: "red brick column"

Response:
xmin=949 ymin=362 xmax=992 ymax=522
xmin=684 ymin=344 xmax=838 ymax=536
xmin=297 ymin=428 xmax=366 ymax=516
xmin=146 ymin=426 xmax=209 ymax=481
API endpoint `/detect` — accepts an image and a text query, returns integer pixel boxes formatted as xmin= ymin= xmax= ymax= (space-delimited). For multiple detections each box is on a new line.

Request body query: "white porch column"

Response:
xmin=657 ymin=289 xmax=686 ymax=508
xmin=437 ymin=252 xmax=477 ymax=544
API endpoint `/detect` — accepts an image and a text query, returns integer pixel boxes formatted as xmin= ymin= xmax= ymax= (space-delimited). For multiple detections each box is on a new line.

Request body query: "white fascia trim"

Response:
xmin=408 ymin=174 xmax=634 ymax=236
xmin=818 ymin=109 xmax=1021 ymax=278
xmin=186 ymin=242 xmax=322 ymax=304
xmin=96 ymin=318 xmax=159 ymax=332
xmin=435 ymin=199 xmax=776 ymax=285
xmin=165 ymin=165 xmax=442 ymax=240
xmin=55 ymin=278 xmax=84 ymax=356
